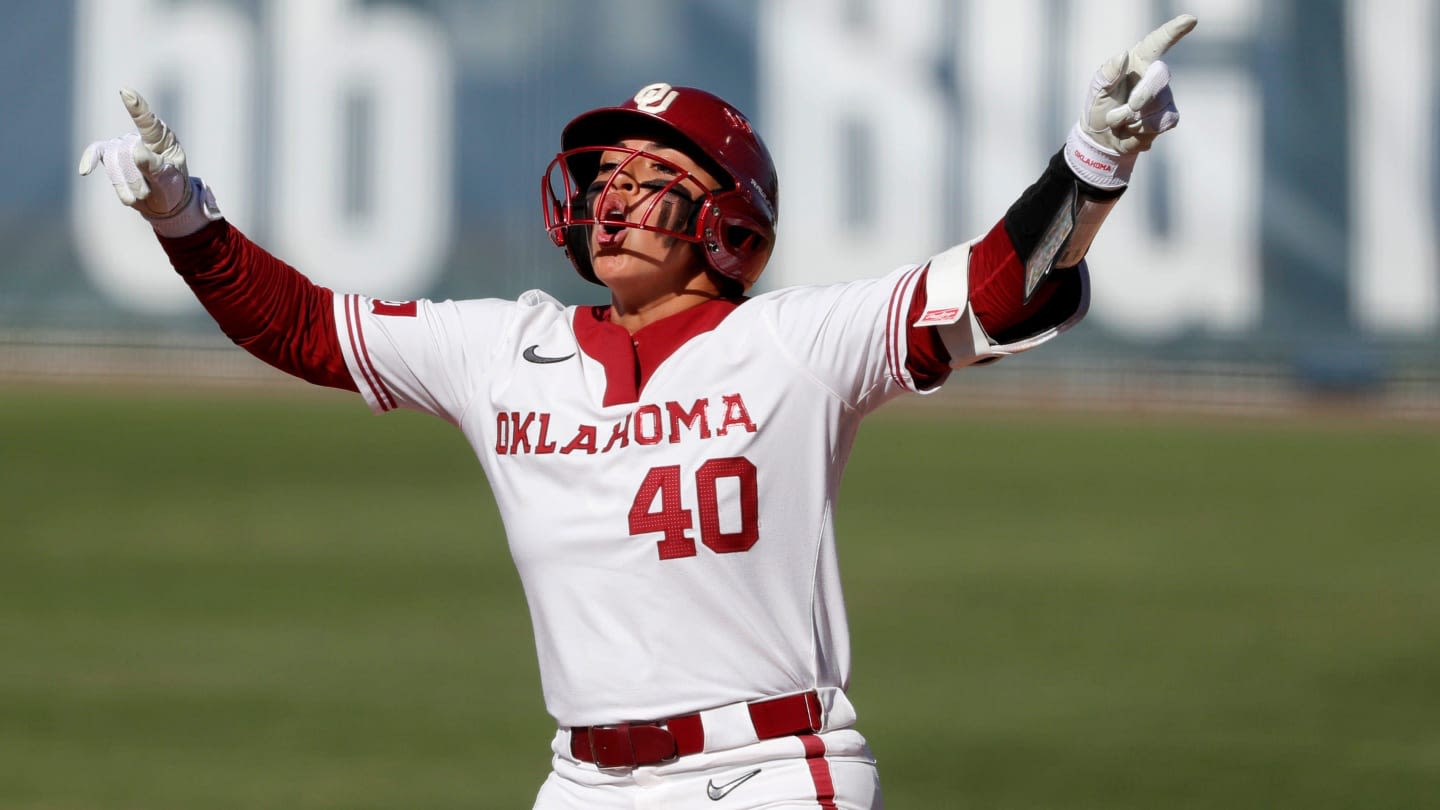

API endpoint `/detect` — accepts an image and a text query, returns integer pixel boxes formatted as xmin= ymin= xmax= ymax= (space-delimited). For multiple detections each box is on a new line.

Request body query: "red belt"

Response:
xmin=569 ymin=690 xmax=823 ymax=769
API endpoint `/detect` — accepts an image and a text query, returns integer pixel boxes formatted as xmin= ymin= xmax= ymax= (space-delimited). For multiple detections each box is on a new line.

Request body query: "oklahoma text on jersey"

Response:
xmin=494 ymin=394 xmax=759 ymax=457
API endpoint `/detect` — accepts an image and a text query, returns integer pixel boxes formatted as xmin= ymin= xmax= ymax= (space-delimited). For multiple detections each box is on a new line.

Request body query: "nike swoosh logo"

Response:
xmin=522 ymin=344 xmax=576 ymax=364
xmin=706 ymin=768 xmax=761 ymax=801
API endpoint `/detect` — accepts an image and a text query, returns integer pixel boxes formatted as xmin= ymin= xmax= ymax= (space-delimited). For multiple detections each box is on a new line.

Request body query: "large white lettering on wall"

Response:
xmin=1348 ymin=0 xmax=1438 ymax=335
xmin=758 ymin=0 xmax=951 ymax=289
xmin=70 ymin=0 xmax=453 ymax=315
xmin=268 ymin=0 xmax=453 ymax=297
xmin=1068 ymin=0 xmax=1262 ymax=338
xmin=71 ymin=0 xmax=256 ymax=314
xmin=763 ymin=0 xmax=1361 ymax=339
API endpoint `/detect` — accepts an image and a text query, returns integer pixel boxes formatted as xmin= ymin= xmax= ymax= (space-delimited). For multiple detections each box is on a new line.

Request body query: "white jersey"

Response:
xmin=330 ymin=263 xmax=1063 ymax=728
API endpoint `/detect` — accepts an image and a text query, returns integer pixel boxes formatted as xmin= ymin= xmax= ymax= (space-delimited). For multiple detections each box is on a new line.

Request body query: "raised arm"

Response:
xmin=79 ymin=89 xmax=355 ymax=391
xmin=914 ymin=15 xmax=1197 ymax=369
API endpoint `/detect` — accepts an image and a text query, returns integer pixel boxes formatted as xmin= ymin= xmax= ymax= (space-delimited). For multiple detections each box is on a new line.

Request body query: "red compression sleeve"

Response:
xmin=158 ymin=221 xmax=357 ymax=392
xmin=967 ymin=219 xmax=1061 ymax=336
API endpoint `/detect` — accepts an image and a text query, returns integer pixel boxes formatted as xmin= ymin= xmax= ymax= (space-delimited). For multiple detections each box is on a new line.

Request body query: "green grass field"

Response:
xmin=3 ymin=384 xmax=1438 ymax=809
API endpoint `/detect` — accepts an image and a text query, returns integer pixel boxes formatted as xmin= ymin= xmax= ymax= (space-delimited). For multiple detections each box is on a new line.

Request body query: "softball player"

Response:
xmin=80 ymin=15 xmax=1195 ymax=809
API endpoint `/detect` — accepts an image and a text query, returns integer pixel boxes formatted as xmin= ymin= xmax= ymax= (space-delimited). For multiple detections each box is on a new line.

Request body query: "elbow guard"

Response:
xmin=915 ymin=241 xmax=1090 ymax=369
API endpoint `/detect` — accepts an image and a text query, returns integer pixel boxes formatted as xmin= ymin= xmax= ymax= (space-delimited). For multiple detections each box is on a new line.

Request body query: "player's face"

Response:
xmin=586 ymin=139 xmax=721 ymax=299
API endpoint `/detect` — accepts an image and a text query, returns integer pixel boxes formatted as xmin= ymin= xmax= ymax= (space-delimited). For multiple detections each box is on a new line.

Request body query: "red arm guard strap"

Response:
xmin=967 ymin=219 xmax=1062 ymax=337
xmin=158 ymin=221 xmax=357 ymax=392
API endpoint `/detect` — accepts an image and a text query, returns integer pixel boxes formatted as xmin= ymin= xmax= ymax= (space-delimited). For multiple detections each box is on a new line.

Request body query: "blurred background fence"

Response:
xmin=3 ymin=0 xmax=1438 ymax=417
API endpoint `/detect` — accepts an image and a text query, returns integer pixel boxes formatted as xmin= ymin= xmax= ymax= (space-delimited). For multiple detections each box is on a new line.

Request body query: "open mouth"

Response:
xmin=596 ymin=203 xmax=629 ymax=245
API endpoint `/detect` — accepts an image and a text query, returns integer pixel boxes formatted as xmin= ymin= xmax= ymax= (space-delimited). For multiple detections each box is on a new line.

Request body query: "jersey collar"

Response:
xmin=573 ymin=297 xmax=742 ymax=407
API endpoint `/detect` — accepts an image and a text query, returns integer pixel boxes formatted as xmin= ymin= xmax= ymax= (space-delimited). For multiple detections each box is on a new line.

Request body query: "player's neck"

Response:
xmin=608 ymin=274 xmax=726 ymax=333
xmin=609 ymin=291 xmax=722 ymax=332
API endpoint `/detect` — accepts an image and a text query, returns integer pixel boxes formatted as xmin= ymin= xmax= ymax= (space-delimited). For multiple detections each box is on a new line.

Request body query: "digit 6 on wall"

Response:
xmin=71 ymin=0 xmax=453 ymax=315
xmin=628 ymin=457 xmax=759 ymax=560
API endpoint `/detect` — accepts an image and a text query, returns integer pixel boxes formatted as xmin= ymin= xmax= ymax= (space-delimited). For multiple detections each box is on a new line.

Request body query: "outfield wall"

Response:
xmin=3 ymin=0 xmax=1437 ymax=408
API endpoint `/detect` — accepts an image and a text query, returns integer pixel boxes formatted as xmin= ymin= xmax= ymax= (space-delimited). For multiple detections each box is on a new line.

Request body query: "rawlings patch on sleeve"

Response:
xmin=371 ymin=300 xmax=418 ymax=317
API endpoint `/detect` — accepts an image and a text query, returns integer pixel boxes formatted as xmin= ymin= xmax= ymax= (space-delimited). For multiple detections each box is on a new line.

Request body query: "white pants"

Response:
xmin=532 ymin=728 xmax=883 ymax=809
xmin=538 ymin=726 xmax=881 ymax=807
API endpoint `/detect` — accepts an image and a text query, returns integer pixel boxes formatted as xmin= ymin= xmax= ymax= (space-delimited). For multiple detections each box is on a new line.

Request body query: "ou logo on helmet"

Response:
xmin=634 ymin=83 xmax=679 ymax=113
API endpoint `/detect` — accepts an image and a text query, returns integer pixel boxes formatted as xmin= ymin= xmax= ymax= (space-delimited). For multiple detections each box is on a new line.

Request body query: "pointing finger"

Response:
xmin=1130 ymin=14 xmax=1197 ymax=71
xmin=120 ymin=87 xmax=175 ymax=154
xmin=119 ymin=87 xmax=152 ymax=130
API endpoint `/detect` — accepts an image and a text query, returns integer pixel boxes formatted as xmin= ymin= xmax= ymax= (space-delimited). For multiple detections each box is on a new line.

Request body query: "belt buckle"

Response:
xmin=587 ymin=723 xmax=637 ymax=773
xmin=584 ymin=721 xmax=681 ymax=772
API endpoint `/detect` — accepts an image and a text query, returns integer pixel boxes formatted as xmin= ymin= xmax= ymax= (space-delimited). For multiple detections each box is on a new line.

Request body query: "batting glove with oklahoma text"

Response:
xmin=1065 ymin=14 xmax=1197 ymax=189
xmin=78 ymin=88 xmax=221 ymax=237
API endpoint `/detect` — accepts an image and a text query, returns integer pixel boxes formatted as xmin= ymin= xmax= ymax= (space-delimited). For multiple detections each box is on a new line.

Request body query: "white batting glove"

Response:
xmin=78 ymin=88 xmax=221 ymax=237
xmin=1065 ymin=14 xmax=1197 ymax=189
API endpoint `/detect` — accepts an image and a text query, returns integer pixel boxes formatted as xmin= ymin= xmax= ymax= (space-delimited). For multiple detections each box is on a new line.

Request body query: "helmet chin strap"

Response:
xmin=564 ymin=216 xmax=598 ymax=283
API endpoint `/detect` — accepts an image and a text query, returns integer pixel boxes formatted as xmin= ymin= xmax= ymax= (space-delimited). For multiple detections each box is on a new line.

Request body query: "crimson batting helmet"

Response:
xmin=543 ymin=83 xmax=780 ymax=290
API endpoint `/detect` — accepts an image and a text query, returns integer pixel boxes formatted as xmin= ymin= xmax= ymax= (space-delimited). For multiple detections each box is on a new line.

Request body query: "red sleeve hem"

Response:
xmin=904 ymin=268 xmax=952 ymax=390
